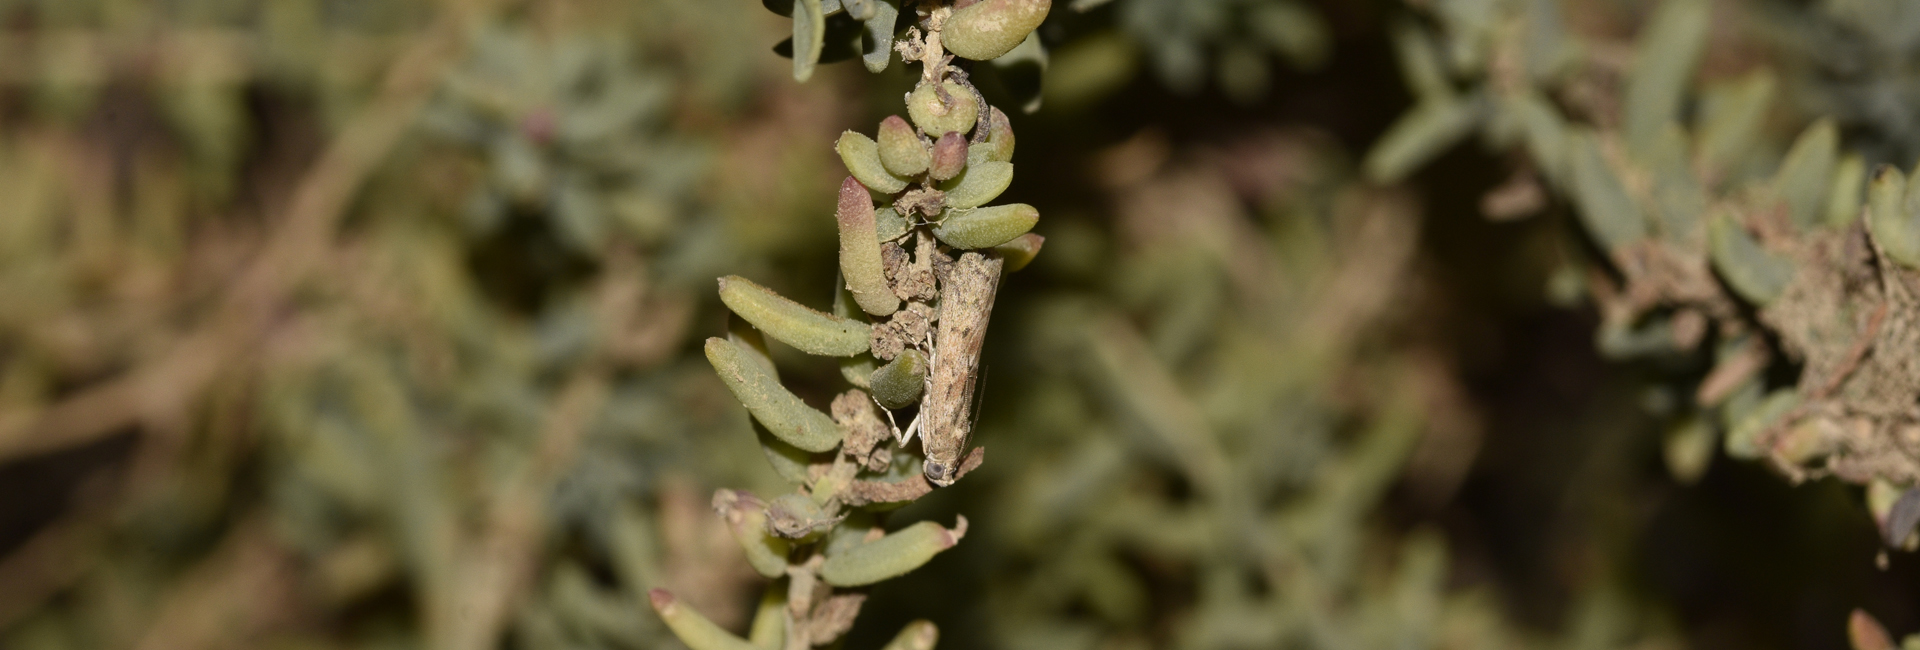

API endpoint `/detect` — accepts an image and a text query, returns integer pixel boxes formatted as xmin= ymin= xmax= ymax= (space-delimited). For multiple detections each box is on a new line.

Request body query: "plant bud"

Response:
xmin=837 ymin=131 xmax=911 ymax=194
xmin=940 ymin=160 xmax=1012 ymax=209
xmin=943 ymin=0 xmax=1051 ymax=61
xmin=705 ymin=337 xmax=846 ymax=453
xmin=880 ymin=621 xmax=939 ymax=650
xmin=878 ymin=116 xmax=931 ymax=177
xmin=929 ymin=132 xmax=969 ymax=181
xmin=907 ymin=81 xmax=979 ymax=137
xmin=819 ymin=517 xmax=967 ymax=587
xmin=838 ymin=178 xmax=902 ymax=317
xmin=650 ymin=589 xmax=761 ymax=650
xmin=992 ymin=233 xmax=1045 ymax=272
xmin=712 ymin=490 xmax=791 ymax=578
xmin=870 ymin=349 xmax=927 ymax=410
xmin=718 ymin=276 xmax=871 ymax=356
xmin=933 ymin=203 xmax=1038 ymax=249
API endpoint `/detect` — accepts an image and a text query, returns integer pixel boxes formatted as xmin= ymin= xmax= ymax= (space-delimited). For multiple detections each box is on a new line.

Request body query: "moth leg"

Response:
xmin=899 ymin=411 xmax=923 ymax=446
xmin=876 ymin=395 xmax=906 ymax=441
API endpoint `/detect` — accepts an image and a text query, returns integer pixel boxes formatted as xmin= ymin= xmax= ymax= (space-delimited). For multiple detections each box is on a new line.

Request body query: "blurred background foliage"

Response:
xmin=1 ymin=0 xmax=1918 ymax=649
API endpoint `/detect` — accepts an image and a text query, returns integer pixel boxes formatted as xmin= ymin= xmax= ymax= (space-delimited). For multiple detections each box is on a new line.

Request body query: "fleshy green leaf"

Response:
xmin=1623 ymin=0 xmax=1708 ymax=153
xmin=719 ymin=276 xmax=871 ymax=356
xmin=820 ymin=519 xmax=965 ymax=586
xmin=794 ymin=0 xmax=826 ymax=82
xmin=706 ymin=337 xmax=846 ymax=453
xmin=933 ymin=203 xmax=1039 ymax=249
xmin=1567 ymin=130 xmax=1648 ymax=251
xmin=1708 ymin=213 xmax=1794 ymax=305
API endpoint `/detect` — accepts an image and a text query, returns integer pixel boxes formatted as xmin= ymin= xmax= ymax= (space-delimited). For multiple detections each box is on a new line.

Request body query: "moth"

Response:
xmin=920 ymin=250 xmax=1002 ymax=486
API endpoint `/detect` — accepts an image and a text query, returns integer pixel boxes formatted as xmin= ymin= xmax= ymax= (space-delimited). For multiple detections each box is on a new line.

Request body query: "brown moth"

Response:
xmin=922 ymin=250 xmax=1002 ymax=486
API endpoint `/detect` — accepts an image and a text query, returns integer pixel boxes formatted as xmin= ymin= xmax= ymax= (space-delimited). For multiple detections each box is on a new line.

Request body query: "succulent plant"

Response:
xmin=647 ymin=2 xmax=1048 ymax=647
xmin=11 ymin=1 xmax=1920 ymax=648
xmin=1367 ymin=0 xmax=1920 ymax=636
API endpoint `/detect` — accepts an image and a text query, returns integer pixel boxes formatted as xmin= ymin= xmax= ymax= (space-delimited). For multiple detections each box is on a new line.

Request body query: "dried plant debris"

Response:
xmin=650 ymin=2 xmax=1047 ymax=647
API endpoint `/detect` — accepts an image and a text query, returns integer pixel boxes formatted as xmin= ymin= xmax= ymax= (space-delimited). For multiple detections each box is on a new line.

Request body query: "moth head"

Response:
xmin=923 ymin=458 xmax=957 ymax=487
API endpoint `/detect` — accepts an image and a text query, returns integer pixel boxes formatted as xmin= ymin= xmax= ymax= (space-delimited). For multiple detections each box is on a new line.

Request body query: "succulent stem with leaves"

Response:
xmin=648 ymin=2 xmax=1049 ymax=648
xmin=1364 ymin=0 xmax=1920 ymax=593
